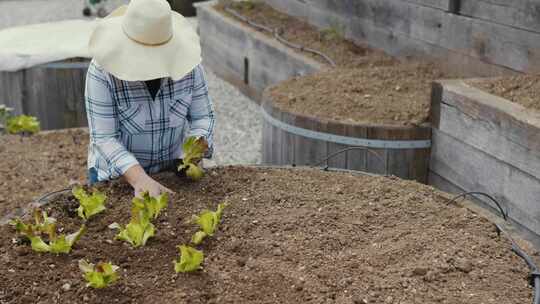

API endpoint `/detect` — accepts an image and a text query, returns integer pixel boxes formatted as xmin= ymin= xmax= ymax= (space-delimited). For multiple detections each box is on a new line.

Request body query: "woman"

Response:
xmin=85 ymin=0 xmax=215 ymax=197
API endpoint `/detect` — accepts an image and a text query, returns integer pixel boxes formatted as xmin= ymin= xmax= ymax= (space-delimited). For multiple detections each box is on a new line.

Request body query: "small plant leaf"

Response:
xmin=191 ymin=231 xmax=207 ymax=245
xmin=193 ymin=203 xmax=227 ymax=237
xmin=79 ymin=259 xmax=120 ymax=288
xmin=132 ymin=191 xmax=168 ymax=220
xmin=73 ymin=186 xmax=107 ymax=220
xmin=186 ymin=163 xmax=204 ymax=181
xmin=6 ymin=115 xmax=40 ymax=135
xmin=174 ymin=245 xmax=204 ymax=273
xmin=29 ymin=236 xmax=50 ymax=252
xmin=178 ymin=136 xmax=208 ymax=180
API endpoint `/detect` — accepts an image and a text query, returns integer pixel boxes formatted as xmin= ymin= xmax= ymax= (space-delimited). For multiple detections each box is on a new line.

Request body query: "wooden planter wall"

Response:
xmin=0 ymin=59 xmax=89 ymax=130
xmin=430 ymin=79 xmax=540 ymax=239
xmin=261 ymin=92 xmax=432 ymax=183
xmin=196 ymin=1 xmax=323 ymax=103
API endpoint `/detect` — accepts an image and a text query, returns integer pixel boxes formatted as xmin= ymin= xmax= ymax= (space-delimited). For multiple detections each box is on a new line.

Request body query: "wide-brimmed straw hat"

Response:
xmin=89 ymin=0 xmax=201 ymax=81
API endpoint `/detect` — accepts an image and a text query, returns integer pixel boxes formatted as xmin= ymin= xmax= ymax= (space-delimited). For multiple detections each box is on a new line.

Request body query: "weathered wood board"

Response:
xmin=431 ymin=79 xmax=540 ymax=237
xmin=460 ymin=0 xmax=540 ymax=34
xmin=0 ymin=61 xmax=88 ymax=130
xmin=262 ymin=0 xmax=540 ymax=74
xmin=261 ymin=92 xmax=432 ymax=183
xmin=196 ymin=1 xmax=323 ymax=103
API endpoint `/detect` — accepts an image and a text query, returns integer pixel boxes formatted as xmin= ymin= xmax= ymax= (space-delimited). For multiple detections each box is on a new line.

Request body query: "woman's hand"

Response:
xmin=124 ymin=165 xmax=174 ymax=197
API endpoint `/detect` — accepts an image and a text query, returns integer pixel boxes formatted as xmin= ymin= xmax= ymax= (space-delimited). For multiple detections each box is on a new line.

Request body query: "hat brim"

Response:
xmin=89 ymin=8 xmax=201 ymax=81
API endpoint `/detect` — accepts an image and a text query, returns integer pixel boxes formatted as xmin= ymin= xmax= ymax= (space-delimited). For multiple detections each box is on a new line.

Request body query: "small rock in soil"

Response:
xmin=61 ymin=283 xmax=71 ymax=291
xmin=455 ymin=258 xmax=473 ymax=273
xmin=412 ymin=267 xmax=428 ymax=276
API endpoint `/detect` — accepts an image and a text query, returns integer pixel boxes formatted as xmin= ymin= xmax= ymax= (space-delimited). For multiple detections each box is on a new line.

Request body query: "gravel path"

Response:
xmin=205 ymin=67 xmax=263 ymax=166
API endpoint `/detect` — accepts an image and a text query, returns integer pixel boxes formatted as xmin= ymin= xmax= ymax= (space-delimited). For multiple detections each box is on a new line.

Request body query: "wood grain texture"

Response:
xmin=430 ymin=129 xmax=540 ymax=236
xmin=260 ymin=91 xmax=431 ymax=181
xmin=0 ymin=62 xmax=88 ymax=130
xmin=460 ymin=0 xmax=540 ymax=33
xmin=262 ymin=0 xmax=540 ymax=74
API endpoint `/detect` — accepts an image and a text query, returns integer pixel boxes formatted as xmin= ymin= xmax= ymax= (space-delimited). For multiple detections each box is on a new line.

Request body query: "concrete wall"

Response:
xmin=430 ymin=79 xmax=540 ymax=241
xmin=261 ymin=0 xmax=540 ymax=76
xmin=196 ymin=1 xmax=323 ymax=102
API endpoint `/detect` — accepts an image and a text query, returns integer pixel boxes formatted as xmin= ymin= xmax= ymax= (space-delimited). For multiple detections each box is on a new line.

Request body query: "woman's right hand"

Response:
xmin=124 ymin=165 xmax=174 ymax=197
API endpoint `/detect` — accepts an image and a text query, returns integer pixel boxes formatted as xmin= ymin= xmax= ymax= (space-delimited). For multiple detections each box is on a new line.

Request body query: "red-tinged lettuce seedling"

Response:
xmin=132 ymin=191 xmax=168 ymax=220
xmin=191 ymin=203 xmax=227 ymax=245
xmin=72 ymin=186 xmax=107 ymax=220
xmin=174 ymin=245 xmax=204 ymax=273
xmin=10 ymin=210 xmax=86 ymax=254
xmin=6 ymin=115 xmax=40 ymax=135
xmin=109 ymin=199 xmax=155 ymax=247
xmin=178 ymin=136 xmax=208 ymax=181
xmin=79 ymin=259 xmax=120 ymax=288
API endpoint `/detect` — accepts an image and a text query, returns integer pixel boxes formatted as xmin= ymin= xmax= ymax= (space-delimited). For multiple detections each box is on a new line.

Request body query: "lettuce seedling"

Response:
xmin=72 ymin=186 xmax=107 ymax=220
xmin=190 ymin=203 xmax=227 ymax=245
xmin=110 ymin=202 xmax=155 ymax=247
xmin=132 ymin=191 xmax=168 ymax=220
xmin=174 ymin=245 xmax=204 ymax=273
xmin=10 ymin=210 xmax=86 ymax=253
xmin=79 ymin=259 xmax=120 ymax=288
xmin=6 ymin=115 xmax=40 ymax=135
xmin=178 ymin=136 xmax=208 ymax=181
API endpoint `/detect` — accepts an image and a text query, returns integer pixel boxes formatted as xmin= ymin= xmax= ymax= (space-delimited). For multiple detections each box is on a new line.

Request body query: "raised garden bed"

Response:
xmin=262 ymin=64 xmax=454 ymax=183
xmin=0 ymin=128 xmax=88 ymax=218
xmin=430 ymin=77 xmax=540 ymax=240
xmin=0 ymin=166 xmax=535 ymax=303
xmin=196 ymin=0 xmax=395 ymax=102
xmin=0 ymin=59 xmax=89 ymax=130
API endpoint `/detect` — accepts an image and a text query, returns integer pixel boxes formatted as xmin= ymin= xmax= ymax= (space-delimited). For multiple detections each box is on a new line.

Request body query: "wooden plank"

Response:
xmin=460 ymin=0 xmax=540 ymax=34
xmin=435 ymin=79 xmax=540 ymax=179
xmin=430 ymin=129 xmax=540 ymax=236
xmin=292 ymin=115 xmax=327 ymax=167
xmin=270 ymin=109 xmax=283 ymax=165
xmin=266 ymin=0 xmax=540 ymax=74
xmin=0 ymin=71 xmax=24 ymax=115
xmin=325 ymin=120 xmax=347 ymax=169
xmin=344 ymin=124 xmax=367 ymax=172
xmin=280 ymin=108 xmax=296 ymax=166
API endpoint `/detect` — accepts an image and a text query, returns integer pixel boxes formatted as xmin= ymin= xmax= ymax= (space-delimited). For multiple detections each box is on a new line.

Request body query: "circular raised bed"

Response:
xmin=0 ymin=58 xmax=89 ymax=130
xmin=261 ymin=91 xmax=432 ymax=183
xmin=0 ymin=166 xmax=535 ymax=303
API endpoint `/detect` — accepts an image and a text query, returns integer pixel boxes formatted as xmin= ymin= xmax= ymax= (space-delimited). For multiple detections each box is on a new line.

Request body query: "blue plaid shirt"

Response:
xmin=85 ymin=60 xmax=215 ymax=182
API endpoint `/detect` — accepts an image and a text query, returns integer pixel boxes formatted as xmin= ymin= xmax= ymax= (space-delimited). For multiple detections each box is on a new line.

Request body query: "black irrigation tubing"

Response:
xmin=448 ymin=191 xmax=540 ymax=304
xmin=446 ymin=191 xmax=508 ymax=221
xmin=309 ymin=147 xmax=387 ymax=174
xmin=224 ymin=6 xmax=337 ymax=67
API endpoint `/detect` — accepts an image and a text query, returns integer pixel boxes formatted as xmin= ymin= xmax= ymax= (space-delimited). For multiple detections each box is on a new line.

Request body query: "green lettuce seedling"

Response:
xmin=132 ymin=191 xmax=168 ymax=220
xmin=10 ymin=210 xmax=86 ymax=254
xmin=6 ymin=115 xmax=40 ymax=135
xmin=79 ymin=259 xmax=120 ymax=288
xmin=191 ymin=203 xmax=227 ymax=245
xmin=178 ymin=136 xmax=208 ymax=181
xmin=72 ymin=186 xmax=107 ymax=220
xmin=174 ymin=245 xmax=204 ymax=273
xmin=109 ymin=200 xmax=155 ymax=247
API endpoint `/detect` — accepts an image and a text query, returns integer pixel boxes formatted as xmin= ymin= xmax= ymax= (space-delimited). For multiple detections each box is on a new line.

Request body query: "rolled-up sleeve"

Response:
xmin=85 ymin=62 xmax=139 ymax=178
xmin=187 ymin=64 xmax=215 ymax=158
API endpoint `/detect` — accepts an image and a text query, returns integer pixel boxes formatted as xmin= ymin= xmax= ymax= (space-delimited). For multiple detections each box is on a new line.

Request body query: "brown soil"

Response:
xmin=269 ymin=64 xmax=449 ymax=125
xmin=0 ymin=129 xmax=88 ymax=218
xmin=215 ymin=1 xmax=397 ymax=68
xmin=0 ymin=166 xmax=533 ymax=304
xmin=469 ymin=75 xmax=540 ymax=112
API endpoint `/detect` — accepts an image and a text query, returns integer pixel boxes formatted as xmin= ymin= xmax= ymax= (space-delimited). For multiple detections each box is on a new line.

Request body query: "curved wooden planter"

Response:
xmin=261 ymin=91 xmax=432 ymax=183
xmin=0 ymin=59 xmax=89 ymax=130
